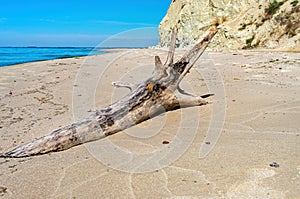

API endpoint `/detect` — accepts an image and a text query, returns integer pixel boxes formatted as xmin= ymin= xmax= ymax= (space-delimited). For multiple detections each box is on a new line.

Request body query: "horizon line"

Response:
xmin=0 ymin=46 xmax=153 ymax=48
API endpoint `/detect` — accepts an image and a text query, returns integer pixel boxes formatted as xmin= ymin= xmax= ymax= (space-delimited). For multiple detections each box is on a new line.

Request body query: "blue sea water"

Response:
xmin=0 ymin=47 xmax=105 ymax=67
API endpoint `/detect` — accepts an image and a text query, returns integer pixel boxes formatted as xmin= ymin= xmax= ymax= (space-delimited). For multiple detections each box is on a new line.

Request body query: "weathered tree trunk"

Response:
xmin=1 ymin=26 xmax=218 ymax=158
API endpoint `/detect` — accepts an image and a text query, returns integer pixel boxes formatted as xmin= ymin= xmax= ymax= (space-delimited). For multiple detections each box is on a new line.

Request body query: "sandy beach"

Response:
xmin=0 ymin=49 xmax=299 ymax=198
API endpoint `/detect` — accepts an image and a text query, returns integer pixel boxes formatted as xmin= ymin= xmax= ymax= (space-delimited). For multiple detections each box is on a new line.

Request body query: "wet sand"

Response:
xmin=0 ymin=49 xmax=299 ymax=198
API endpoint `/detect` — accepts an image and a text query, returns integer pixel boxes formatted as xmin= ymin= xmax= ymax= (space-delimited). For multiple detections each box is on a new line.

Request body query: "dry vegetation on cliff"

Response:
xmin=159 ymin=0 xmax=300 ymax=51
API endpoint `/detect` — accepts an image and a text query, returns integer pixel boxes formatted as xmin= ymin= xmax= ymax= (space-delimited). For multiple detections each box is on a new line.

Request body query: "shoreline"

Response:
xmin=0 ymin=48 xmax=146 ymax=68
xmin=0 ymin=47 xmax=124 ymax=68
xmin=0 ymin=48 xmax=133 ymax=69
xmin=1 ymin=46 xmax=299 ymax=68
xmin=0 ymin=55 xmax=87 ymax=68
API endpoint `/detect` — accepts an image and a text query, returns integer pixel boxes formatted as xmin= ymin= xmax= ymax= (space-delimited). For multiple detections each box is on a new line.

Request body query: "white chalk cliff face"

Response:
xmin=158 ymin=0 xmax=300 ymax=50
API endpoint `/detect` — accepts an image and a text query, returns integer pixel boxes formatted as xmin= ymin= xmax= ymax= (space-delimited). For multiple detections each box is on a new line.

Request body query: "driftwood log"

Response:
xmin=1 ymin=26 xmax=218 ymax=158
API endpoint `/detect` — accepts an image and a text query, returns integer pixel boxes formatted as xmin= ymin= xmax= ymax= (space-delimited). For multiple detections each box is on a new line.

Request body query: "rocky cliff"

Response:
xmin=158 ymin=0 xmax=300 ymax=51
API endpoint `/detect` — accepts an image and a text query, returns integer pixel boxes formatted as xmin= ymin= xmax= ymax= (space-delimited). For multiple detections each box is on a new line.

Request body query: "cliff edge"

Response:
xmin=158 ymin=0 xmax=300 ymax=51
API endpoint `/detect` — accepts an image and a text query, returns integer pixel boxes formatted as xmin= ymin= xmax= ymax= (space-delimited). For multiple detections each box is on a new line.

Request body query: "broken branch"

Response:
xmin=164 ymin=28 xmax=178 ymax=66
xmin=112 ymin=81 xmax=136 ymax=91
xmin=176 ymin=26 xmax=218 ymax=85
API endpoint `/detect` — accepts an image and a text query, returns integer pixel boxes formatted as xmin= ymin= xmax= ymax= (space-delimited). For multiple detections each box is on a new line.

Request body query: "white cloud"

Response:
xmin=39 ymin=18 xmax=56 ymax=23
xmin=0 ymin=28 xmax=159 ymax=47
xmin=0 ymin=18 xmax=7 ymax=22
xmin=93 ymin=20 xmax=157 ymax=27
xmin=0 ymin=32 xmax=110 ymax=47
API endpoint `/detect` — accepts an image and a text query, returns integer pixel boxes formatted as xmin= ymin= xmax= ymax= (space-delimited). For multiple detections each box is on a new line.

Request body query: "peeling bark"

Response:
xmin=1 ymin=26 xmax=218 ymax=158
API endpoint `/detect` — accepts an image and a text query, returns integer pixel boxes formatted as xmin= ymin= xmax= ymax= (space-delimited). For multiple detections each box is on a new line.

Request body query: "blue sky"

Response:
xmin=0 ymin=0 xmax=171 ymax=47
